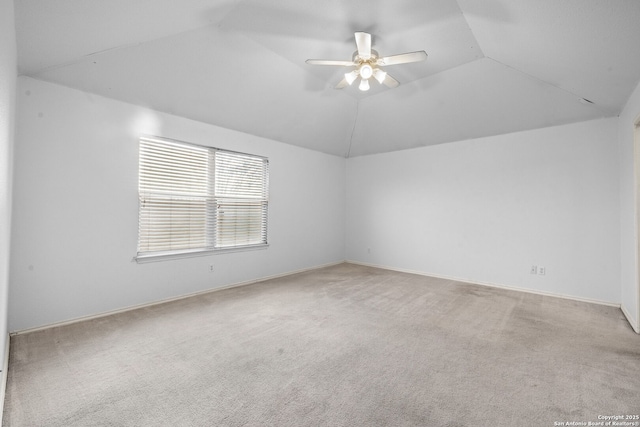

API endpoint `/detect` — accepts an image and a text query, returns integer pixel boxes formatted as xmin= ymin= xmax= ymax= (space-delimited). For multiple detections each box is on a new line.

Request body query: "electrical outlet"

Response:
xmin=209 ymin=265 xmax=214 ymax=273
xmin=539 ymin=266 xmax=546 ymax=275
xmin=530 ymin=265 xmax=538 ymax=274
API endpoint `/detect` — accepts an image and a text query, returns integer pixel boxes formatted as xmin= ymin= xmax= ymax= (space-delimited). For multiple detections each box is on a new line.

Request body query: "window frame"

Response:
xmin=135 ymin=135 xmax=269 ymax=263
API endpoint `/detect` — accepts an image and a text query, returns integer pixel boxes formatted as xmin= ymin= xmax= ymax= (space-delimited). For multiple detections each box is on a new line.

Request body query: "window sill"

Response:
xmin=133 ymin=244 xmax=269 ymax=264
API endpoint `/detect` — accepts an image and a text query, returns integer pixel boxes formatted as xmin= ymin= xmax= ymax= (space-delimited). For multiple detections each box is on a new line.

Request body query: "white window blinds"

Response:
xmin=215 ymin=150 xmax=269 ymax=248
xmin=137 ymin=136 xmax=268 ymax=259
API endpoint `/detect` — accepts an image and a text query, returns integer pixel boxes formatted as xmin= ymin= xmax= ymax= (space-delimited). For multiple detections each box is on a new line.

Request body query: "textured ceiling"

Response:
xmin=14 ymin=0 xmax=640 ymax=157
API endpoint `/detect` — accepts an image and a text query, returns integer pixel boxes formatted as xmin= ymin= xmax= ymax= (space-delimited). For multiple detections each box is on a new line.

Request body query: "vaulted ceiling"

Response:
xmin=14 ymin=0 xmax=640 ymax=157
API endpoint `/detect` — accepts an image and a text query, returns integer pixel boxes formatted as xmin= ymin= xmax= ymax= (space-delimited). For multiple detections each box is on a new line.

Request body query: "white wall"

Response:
xmin=7 ymin=75 xmax=632 ymax=332
xmin=9 ymin=77 xmax=346 ymax=332
xmin=618 ymin=80 xmax=640 ymax=332
xmin=0 ymin=0 xmax=17 ymax=363
xmin=346 ymin=118 xmax=620 ymax=304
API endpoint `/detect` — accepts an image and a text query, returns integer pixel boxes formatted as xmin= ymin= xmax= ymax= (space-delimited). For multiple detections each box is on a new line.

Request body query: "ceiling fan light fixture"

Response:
xmin=344 ymin=70 xmax=358 ymax=85
xmin=305 ymin=32 xmax=428 ymax=92
xmin=373 ymin=68 xmax=387 ymax=84
xmin=359 ymin=63 xmax=373 ymax=80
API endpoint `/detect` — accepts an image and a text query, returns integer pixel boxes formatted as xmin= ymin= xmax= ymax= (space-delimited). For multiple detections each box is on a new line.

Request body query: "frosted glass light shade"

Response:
xmin=359 ymin=63 xmax=373 ymax=79
xmin=344 ymin=70 xmax=358 ymax=85
xmin=374 ymin=68 xmax=387 ymax=84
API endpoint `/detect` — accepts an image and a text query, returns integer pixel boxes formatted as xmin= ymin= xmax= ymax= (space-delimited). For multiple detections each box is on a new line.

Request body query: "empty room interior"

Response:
xmin=1 ymin=0 xmax=640 ymax=425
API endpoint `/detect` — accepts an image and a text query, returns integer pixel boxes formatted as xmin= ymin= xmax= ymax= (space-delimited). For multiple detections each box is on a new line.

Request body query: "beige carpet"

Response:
xmin=3 ymin=263 xmax=640 ymax=426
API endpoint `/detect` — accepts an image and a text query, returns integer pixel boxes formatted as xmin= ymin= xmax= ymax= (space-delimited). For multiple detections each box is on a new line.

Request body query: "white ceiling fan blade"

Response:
xmin=335 ymin=77 xmax=350 ymax=89
xmin=382 ymin=73 xmax=400 ymax=88
xmin=377 ymin=51 xmax=427 ymax=66
xmin=355 ymin=32 xmax=372 ymax=59
xmin=306 ymin=59 xmax=356 ymax=66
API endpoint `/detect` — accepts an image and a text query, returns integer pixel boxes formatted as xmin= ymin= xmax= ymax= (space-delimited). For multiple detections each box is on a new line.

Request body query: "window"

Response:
xmin=137 ymin=136 xmax=268 ymax=260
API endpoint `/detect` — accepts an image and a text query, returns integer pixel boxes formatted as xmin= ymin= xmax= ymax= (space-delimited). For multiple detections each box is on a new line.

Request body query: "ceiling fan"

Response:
xmin=305 ymin=32 xmax=427 ymax=91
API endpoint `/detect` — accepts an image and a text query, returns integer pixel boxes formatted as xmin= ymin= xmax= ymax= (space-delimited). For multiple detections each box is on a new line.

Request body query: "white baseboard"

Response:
xmin=11 ymin=261 xmax=345 ymax=336
xmin=13 ymin=259 xmax=632 ymax=336
xmin=621 ymin=303 xmax=640 ymax=334
xmin=0 ymin=333 xmax=9 ymax=422
xmin=347 ymin=260 xmax=621 ymax=308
